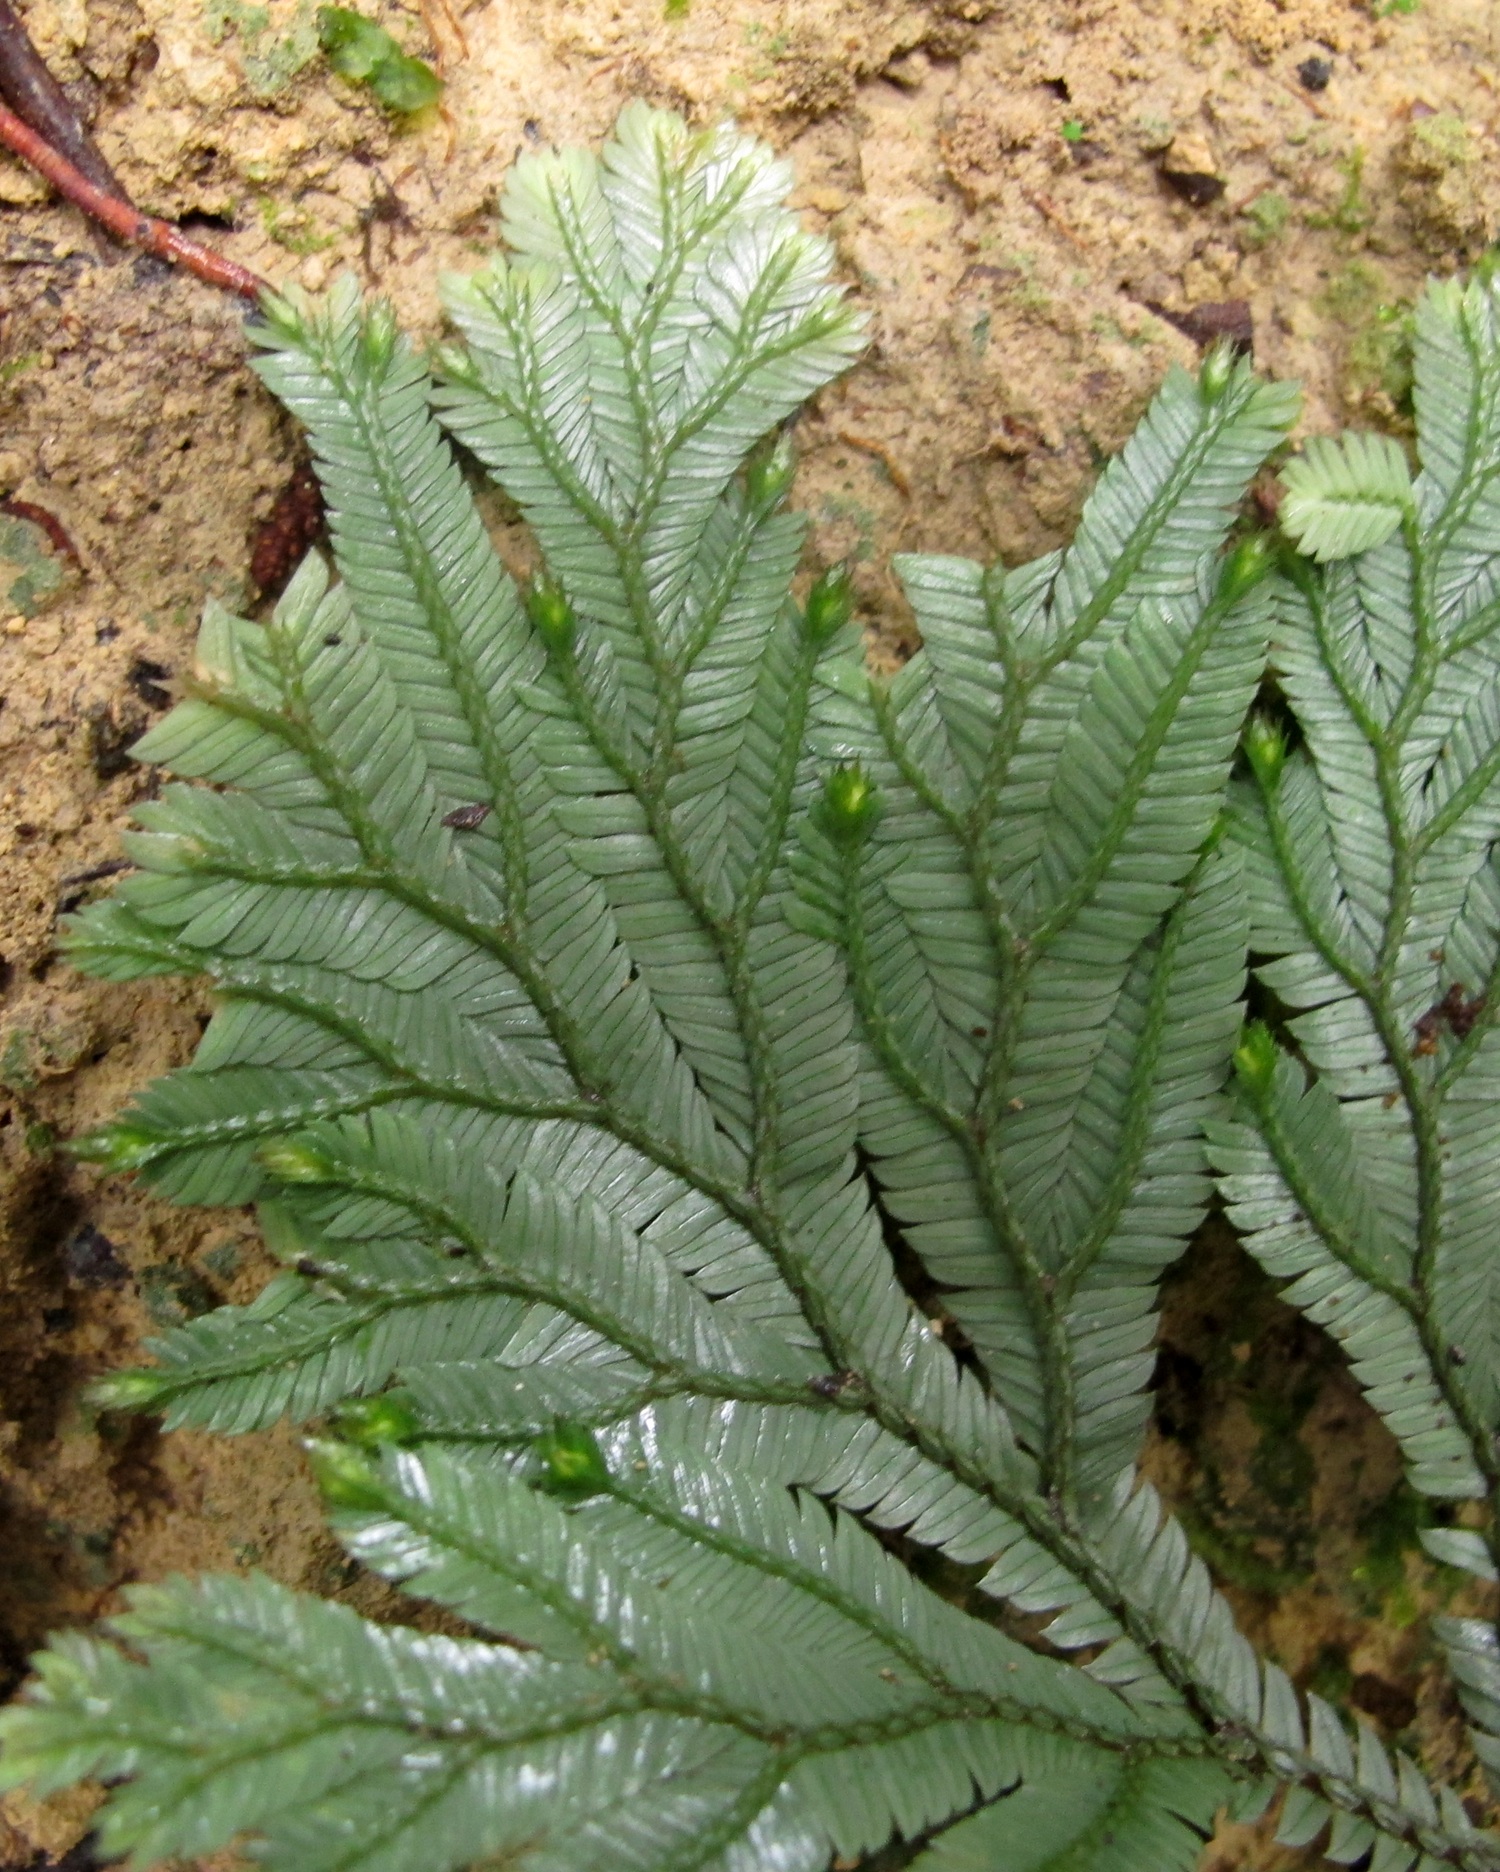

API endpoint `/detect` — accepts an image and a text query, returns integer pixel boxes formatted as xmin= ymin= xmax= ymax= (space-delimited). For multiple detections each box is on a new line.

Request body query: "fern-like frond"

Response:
xmin=1217 ymin=272 xmax=1500 ymax=1532
xmin=818 ymin=361 xmax=1294 ymax=1503
xmin=0 ymin=1574 xmax=805 ymax=1872
xmin=914 ymin=1740 xmax=1234 ymax=1872
xmin=10 ymin=110 xmax=1500 ymax=1872
xmin=1413 ymin=274 xmax=1500 ymax=630
xmin=0 ymin=1565 xmax=1207 ymax=1872
xmin=1210 ymin=1040 xmax=1481 ymax=1499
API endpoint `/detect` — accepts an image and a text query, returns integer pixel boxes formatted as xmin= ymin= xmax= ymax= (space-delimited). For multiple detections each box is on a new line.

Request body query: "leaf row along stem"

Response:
xmin=601 ymin=1476 xmax=1014 ymax=1706
xmin=287 ymin=1162 xmax=799 ymax=1392
xmin=333 ymin=1462 xmax=1172 ymax=1759
xmin=194 ymin=675 xmax=776 ymax=1229
xmin=830 ymin=830 xmax=1078 ymax=1501
xmin=545 ymin=614 xmax=824 ymax=1190
xmin=1260 ymin=580 xmax=1500 ymax=1492
xmin=1417 ymin=306 xmax=1500 ymax=628
xmin=296 ymin=324 xmax=532 ymax=911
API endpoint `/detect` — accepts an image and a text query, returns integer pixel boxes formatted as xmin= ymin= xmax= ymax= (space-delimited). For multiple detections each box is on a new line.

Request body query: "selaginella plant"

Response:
xmin=4 ymin=103 xmax=1500 ymax=1872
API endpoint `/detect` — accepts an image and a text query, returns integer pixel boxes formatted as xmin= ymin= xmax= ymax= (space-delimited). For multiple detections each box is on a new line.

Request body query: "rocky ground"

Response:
xmin=2 ymin=0 xmax=1500 ymax=1863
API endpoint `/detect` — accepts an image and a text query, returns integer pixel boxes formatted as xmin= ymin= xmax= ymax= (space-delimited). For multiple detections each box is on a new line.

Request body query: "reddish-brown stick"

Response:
xmin=0 ymin=96 xmax=267 ymax=299
xmin=0 ymin=495 xmax=82 ymax=566
xmin=0 ymin=0 xmax=127 ymax=202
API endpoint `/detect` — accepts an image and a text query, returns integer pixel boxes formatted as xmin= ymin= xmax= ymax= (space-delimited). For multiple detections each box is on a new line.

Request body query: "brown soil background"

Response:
xmin=2 ymin=0 xmax=1500 ymax=1864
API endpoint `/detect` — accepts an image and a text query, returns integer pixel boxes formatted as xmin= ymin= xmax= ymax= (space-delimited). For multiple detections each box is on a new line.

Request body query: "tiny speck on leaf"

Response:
xmin=442 ymin=803 xmax=491 ymax=830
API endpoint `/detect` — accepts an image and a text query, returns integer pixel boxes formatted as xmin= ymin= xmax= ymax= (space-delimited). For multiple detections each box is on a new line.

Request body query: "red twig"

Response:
xmin=0 ymin=0 xmax=126 ymax=202
xmin=0 ymin=495 xmax=82 ymax=566
xmin=0 ymin=97 xmax=266 ymax=299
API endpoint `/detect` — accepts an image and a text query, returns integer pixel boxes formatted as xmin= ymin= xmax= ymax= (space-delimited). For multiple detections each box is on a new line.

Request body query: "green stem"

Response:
xmin=836 ymin=836 xmax=1073 ymax=1497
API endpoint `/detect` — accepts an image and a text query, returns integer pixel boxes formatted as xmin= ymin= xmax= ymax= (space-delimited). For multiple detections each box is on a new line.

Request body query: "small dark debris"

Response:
xmin=87 ymin=703 xmax=138 ymax=780
xmin=323 ymin=633 xmax=343 ymax=647
xmin=1161 ymin=166 xmax=1226 ymax=208
xmin=58 ymin=856 xmax=132 ymax=891
xmin=1414 ymin=982 xmax=1487 ymax=1053
xmin=28 ymin=1836 xmax=111 ymax=1871
xmin=94 ymin=619 xmax=119 ymax=643
xmin=1449 ymin=992 xmax=1487 ymax=1039
xmin=1150 ymin=1344 xmax=1205 ymax=1442
xmin=958 ymin=261 xmax=1024 ymax=289
xmin=523 ymin=117 xmax=542 ymax=142
xmin=250 ymin=460 xmax=326 ymax=600
xmin=14 ymin=822 xmax=38 ymax=840
xmin=356 ymin=164 xmax=419 ymax=281
xmin=442 ymin=802 xmax=492 ymax=830
xmin=1349 ymin=1671 xmax=1417 ymax=1733
xmin=138 ymin=1257 xmax=217 ymax=1324
xmin=1251 ymin=469 xmax=1285 ymax=529
xmin=63 ymin=1222 xmax=130 ymax=1288
xmin=128 ymin=657 xmax=172 ymax=709
xmin=808 ymin=1369 xmax=859 ymax=1399
xmin=1297 ymin=55 xmax=1333 ymax=92
xmin=180 ymin=205 xmax=236 ymax=233
xmin=1147 ymin=298 xmax=1254 ymax=357
xmin=1450 ymin=1344 xmax=1468 ymax=1366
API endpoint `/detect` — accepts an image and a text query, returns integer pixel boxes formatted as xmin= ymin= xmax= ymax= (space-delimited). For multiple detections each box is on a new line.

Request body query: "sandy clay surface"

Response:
xmin=2 ymin=0 xmax=1500 ymax=1863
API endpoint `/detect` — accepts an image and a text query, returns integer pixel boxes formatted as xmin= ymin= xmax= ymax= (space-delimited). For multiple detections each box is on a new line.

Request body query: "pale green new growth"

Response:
xmin=5 ymin=107 xmax=1500 ymax=1872
xmin=1279 ymin=430 xmax=1414 ymax=562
